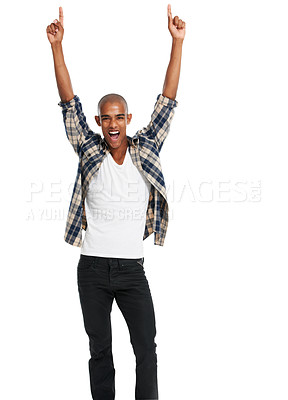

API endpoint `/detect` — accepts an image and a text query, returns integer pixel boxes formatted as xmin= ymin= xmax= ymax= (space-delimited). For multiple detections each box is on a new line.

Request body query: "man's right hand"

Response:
xmin=46 ymin=6 xmax=64 ymax=45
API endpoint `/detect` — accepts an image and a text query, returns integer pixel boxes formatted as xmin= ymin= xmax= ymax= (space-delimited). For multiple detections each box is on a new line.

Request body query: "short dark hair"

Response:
xmin=98 ymin=93 xmax=128 ymax=116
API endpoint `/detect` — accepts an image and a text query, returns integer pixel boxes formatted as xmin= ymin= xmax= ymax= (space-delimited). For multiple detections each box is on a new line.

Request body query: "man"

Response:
xmin=47 ymin=5 xmax=185 ymax=400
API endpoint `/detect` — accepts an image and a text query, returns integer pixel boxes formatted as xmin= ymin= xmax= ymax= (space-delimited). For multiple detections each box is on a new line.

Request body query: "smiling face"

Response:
xmin=95 ymin=100 xmax=132 ymax=150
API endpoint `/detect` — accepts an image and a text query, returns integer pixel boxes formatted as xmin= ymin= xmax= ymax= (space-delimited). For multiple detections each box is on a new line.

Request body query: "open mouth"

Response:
xmin=108 ymin=131 xmax=120 ymax=141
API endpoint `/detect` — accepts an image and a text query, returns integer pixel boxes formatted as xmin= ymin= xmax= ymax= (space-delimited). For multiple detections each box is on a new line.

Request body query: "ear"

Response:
xmin=95 ymin=116 xmax=101 ymax=126
xmin=127 ymin=113 xmax=132 ymax=125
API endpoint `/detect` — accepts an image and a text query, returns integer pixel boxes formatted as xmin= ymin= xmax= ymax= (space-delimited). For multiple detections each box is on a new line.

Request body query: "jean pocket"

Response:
xmin=77 ymin=255 xmax=97 ymax=271
xmin=136 ymin=257 xmax=144 ymax=267
xmin=119 ymin=257 xmax=144 ymax=269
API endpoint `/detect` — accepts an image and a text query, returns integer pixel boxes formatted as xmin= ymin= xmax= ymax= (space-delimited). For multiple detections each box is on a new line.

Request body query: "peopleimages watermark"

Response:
xmin=25 ymin=179 xmax=262 ymax=221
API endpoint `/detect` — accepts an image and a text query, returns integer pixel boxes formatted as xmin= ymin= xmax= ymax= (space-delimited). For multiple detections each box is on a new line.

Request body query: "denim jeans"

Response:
xmin=77 ymin=254 xmax=159 ymax=400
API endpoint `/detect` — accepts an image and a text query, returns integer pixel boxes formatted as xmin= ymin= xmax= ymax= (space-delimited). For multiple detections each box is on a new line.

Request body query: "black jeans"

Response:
xmin=77 ymin=254 xmax=158 ymax=400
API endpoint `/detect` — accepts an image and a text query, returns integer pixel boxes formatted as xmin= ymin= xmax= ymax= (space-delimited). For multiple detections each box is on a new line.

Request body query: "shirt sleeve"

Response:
xmin=137 ymin=94 xmax=178 ymax=152
xmin=58 ymin=95 xmax=93 ymax=155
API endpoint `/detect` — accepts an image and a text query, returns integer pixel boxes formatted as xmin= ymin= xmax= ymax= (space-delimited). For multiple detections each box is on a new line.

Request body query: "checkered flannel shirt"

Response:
xmin=58 ymin=93 xmax=178 ymax=247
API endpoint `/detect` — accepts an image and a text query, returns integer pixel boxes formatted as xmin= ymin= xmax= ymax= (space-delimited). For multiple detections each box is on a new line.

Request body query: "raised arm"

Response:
xmin=162 ymin=4 xmax=186 ymax=101
xmin=46 ymin=7 xmax=74 ymax=103
xmin=47 ymin=7 xmax=94 ymax=155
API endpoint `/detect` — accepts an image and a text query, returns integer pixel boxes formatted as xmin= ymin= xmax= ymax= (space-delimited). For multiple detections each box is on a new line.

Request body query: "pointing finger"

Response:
xmin=167 ymin=4 xmax=172 ymax=22
xmin=59 ymin=6 xmax=64 ymax=27
xmin=167 ymin=3 xmax=173 ymax=29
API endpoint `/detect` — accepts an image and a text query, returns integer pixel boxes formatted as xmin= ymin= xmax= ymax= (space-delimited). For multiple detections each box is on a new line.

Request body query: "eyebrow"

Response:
xmin=101 ymin=113 xmax=126 ymax=118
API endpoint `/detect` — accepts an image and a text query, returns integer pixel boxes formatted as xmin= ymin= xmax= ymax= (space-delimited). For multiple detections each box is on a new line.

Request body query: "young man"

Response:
xmin=47 ymin=5 xmax=185 ymax=400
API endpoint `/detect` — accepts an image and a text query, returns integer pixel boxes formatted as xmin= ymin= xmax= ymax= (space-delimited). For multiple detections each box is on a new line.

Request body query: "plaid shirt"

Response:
xmin=58 ymin=93 xmax=178 ymax=248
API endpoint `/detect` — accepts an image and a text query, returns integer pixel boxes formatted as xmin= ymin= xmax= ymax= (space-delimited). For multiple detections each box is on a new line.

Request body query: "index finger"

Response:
xmin=167 ymin=4 xmax=172 ymax=18
xmin=59 ymin=6 xmax=64 ymax=27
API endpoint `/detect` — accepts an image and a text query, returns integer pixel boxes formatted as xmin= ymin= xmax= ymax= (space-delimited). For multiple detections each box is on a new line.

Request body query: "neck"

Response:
xmin=109 ymin=137 xmax=128 ymax=160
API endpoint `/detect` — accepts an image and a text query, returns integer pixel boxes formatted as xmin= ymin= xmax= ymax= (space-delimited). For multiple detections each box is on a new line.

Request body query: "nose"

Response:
xmin=109 ymin=118 xmax=118 ymax=129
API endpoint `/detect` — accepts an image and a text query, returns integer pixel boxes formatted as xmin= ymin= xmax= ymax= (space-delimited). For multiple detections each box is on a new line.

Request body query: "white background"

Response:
xmin=1 ymin=0 xmax=288 ymax=399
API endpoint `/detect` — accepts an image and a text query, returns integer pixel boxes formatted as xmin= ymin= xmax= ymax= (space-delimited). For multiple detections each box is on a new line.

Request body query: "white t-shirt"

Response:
xmin=81 ymin=146 xmax=151 ymax=258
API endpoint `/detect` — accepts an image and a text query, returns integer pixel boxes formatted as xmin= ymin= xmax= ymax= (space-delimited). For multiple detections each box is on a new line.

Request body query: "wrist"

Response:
xmin=172 ymin=37 xmax=184 ymax=44
xmin=51 ymin=41 xmax=63 ymax=50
